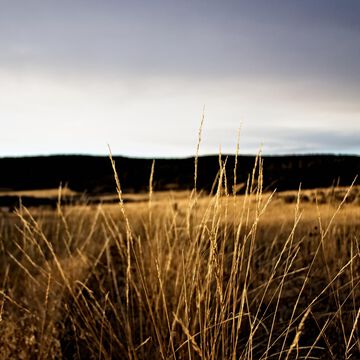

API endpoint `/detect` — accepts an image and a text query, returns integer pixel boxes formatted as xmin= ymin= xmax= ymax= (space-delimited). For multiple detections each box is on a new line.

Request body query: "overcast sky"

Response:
xmin=1 ymin=0 xmax=359 ymax=157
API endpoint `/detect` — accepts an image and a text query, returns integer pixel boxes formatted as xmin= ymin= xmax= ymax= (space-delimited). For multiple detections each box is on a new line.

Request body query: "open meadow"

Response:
xmin=0 ymin=158 xmax=359 ymax=360
xmin=3 ymin=1 xmax=360 ymax=359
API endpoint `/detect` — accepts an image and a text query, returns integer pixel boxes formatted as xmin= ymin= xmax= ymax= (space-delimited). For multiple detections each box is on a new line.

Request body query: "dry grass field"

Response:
xmin=0 ymin=156 xmax=359 ymax=359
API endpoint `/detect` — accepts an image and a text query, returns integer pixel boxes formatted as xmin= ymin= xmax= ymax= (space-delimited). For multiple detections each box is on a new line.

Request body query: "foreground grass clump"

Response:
xmin=0 ymin=157 xmax=359 ymax=359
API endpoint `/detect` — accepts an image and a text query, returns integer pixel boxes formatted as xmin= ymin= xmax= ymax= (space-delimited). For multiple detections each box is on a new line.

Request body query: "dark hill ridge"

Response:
xmin=0 ymin=155 xmax=358 ymax=194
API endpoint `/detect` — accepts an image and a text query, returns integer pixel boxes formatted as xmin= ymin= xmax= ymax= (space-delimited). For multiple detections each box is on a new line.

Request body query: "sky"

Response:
xmin=1 ymin=0 xmax=359 ymax=157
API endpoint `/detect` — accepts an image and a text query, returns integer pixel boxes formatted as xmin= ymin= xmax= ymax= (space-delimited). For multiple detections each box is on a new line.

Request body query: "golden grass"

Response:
xmin=0 ymin=157 xmax=359 ymax=359
xmin=0 ymin=187 xmax=77 ymax=198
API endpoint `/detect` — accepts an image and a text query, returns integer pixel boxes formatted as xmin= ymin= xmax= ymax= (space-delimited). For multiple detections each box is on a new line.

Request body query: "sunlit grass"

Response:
xmin=0 ymin=155 xmax=359 ymax=359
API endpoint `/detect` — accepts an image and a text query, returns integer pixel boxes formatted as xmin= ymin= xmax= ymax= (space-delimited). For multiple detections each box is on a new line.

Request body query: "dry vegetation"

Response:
xmin=0 ymin=155 xmax=359 ymax=359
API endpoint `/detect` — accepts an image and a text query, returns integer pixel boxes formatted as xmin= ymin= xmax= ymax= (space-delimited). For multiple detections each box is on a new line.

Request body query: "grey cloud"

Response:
xmin=204 ymin=126 xmax=360 ymax=155
xmin=1 ymin=0 xmax=360 ymax=83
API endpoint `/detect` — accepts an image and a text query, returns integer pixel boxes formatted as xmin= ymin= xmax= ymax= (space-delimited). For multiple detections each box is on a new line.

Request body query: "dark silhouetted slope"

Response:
xmin=0 ymin=154 xmax=358 ymax=194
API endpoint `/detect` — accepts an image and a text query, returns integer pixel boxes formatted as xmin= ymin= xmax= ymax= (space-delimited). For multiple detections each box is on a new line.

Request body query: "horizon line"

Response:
xmin=0 ymin=152 xmax=359 ymax=160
